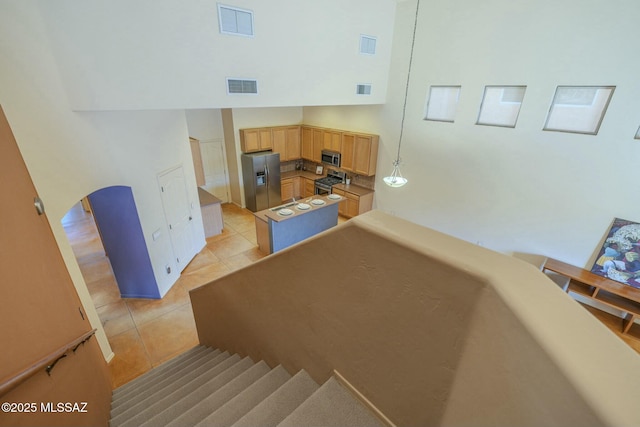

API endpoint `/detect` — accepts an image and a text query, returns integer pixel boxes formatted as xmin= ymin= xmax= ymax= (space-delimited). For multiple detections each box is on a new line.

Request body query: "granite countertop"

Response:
xmin=256 ymin=194 xmax=343 ymax=223
xmin=197 ymin=187 xmax=222 ymax=206
xmin=332 ymin=183 xmax=375 ymax=196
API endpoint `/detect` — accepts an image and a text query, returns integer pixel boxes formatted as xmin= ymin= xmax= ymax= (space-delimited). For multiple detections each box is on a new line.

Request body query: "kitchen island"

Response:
xmin=254 ymin=194 xmax=342 ymax=254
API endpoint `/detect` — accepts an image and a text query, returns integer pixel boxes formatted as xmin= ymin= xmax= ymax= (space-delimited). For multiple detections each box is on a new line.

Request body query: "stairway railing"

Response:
xmin=0 ymin=328 xmax=96 ymax=396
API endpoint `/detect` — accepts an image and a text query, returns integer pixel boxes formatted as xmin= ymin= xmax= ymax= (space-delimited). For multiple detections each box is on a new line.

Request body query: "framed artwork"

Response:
xmin=591 ymin=218 xmax=640 ymax=289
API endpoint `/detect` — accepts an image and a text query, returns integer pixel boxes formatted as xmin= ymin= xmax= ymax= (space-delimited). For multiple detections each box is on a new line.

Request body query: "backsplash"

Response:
xmin=281 ymin=159 xmax=376 ymax=190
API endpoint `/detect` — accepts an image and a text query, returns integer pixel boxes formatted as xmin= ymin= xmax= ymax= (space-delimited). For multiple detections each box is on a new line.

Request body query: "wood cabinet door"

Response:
xmin=345 ymin=192 xmax=360 ymax=218
xmin=332 ymin=188 xmax=347 ymax=216
xmin=341 ymin=133 xmax=355 ymax=172
xmin=240 ymin=129 xmax=260 ymax=152
xmin=323 ymin=130 xmax=341 ymax=152
xmin=281 ymin=178 xmax=293 ymax=202
xmin=292 ymin=176 xmax=302 ymax=199
xmin=258 ymin=128 xmax=273 ymax=150
xmin=304 ymin=178 xmax=315 ymax=197
xmin=286 ymin=126 xmax=301 ymax=160
xmin=272 ymin=127 xmax=286 ymax=159
xmin=354 ymin=135 xmax=373 ymax=175
xmin=312 ymin=128 xmax=323 ymax=163
xmin=301 ymin=127 xmax=314 ymax=160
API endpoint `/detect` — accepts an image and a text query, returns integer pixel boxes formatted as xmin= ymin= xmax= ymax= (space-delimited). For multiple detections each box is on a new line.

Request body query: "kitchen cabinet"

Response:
xmin=332 ymin=186 xmax=374 ymax=218
xmin=301 ymin=126 xmax=314 ymax=161
xmin=281 ymin=178 xmax=294 ymax=202
xmin=281 ymin=176 xmax=302 ymax=202
xmin=240 ymin=128 xmax=273 ymax=153
xmin=272 ymin=126 xmax=301 ymax=161
xmin=301 ymin=126 xmax=323 ymax=163
xmin=292 ymin=176 xmax=301 ymax=199
xmin=353 ymin=134 xmax=379 ymax=176
xmin=340 ymin=133 xmax=355 ymax=172
xmin=323 ymin=129 xmax=342 ymax=152
xmin=339 ymin=132 xmax=378 ymax=176
xmin=303 ymin=177 xmax=315 ymax=198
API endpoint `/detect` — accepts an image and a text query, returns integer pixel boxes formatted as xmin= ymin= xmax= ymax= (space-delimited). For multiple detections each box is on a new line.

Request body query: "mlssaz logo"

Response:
xmin=40 ymin=402 xmax=88 ymax=413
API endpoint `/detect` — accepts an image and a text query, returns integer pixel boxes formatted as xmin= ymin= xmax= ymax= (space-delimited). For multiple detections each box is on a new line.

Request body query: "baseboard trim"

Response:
xmin=333 ymin=370 xmax=396 ymax=427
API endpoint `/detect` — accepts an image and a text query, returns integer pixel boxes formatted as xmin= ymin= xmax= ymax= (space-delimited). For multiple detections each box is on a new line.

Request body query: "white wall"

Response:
xmin=305 ymin=0 xmax=640 ymax=269
xmin=0 ymin=2 xmax=205 ymax=359
xmin=185 ymin=109 xmax=225 ymax=142
xmin=36 ymin=0 xmax=396 ymax=110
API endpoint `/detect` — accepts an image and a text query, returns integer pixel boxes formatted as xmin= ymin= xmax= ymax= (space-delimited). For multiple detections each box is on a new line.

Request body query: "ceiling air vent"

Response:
xmin=356 ymin=84 xmax=372 ymax=95
xmin=227 ymin=79 xmax=258 ymax=95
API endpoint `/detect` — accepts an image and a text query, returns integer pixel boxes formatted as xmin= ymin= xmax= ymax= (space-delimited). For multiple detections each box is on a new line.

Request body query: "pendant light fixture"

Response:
xmin=384 ymin=0 xmax=420 ymax=188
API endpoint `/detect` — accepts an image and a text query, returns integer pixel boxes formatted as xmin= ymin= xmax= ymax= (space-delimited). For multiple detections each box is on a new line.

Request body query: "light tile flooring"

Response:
xmin=63 ymin=203 xmax=639 ymax=389
xmin=62 ymin=202 xmax=268 ymax=388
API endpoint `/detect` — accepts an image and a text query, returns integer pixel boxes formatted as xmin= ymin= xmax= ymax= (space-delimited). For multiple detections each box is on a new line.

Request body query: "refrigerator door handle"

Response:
xmin=264 ymin=165 xmax=269 ymax=183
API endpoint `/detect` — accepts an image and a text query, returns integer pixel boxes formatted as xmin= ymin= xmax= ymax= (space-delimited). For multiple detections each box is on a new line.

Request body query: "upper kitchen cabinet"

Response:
xmin=272 ymin=126 xmax=302 ymax=161
xmin=323 ymin=129 xmax=342 ymax=152
xmin=342 ymin=132 xmax=379 ymax=176
xmin=240 ymin=128 xmax=273 ymax=153
xmin=301 ymin=126 xmax=323 ymax=163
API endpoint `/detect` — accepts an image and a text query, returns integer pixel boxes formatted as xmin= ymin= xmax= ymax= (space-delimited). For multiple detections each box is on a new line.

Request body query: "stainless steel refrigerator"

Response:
xmin=241 ymin=151 xmax=281 ymax=212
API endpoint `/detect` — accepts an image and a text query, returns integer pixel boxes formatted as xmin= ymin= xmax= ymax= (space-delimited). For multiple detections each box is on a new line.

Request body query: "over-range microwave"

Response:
xmin=321 ymin=150 xmax=341 ymax=167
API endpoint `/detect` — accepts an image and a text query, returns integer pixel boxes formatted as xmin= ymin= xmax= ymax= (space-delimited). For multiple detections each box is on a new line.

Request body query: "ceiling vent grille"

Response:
xmin=227 ymin=79 xmax=258 ymax=94
xmin=356 ymin=84 xmax=372 ymax=95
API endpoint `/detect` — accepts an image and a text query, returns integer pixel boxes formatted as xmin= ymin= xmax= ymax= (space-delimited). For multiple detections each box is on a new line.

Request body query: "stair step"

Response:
xmin=195 ymin=365 xmax=292 ymax=427
xmin=276 ymin=377 xmax=384 ymax=427
xmin=112 ymin=345 xmax=208 ymax=398
xmin=232 ymin=369 xmax=319 ymax=427
xmin=110 ymin=352 xmax=233 ymax=426
xmin=136 ymin=356 xmax=256 ymax=427
xmin=165 ymin=360 xmax=271 ymax=427
xmin=112 ymin=346 xmax=216 ymax=406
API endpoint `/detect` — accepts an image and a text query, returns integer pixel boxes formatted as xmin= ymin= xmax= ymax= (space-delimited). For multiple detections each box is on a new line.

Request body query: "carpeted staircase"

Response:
xmin=109 ymin=345 xmax=385 ymax=427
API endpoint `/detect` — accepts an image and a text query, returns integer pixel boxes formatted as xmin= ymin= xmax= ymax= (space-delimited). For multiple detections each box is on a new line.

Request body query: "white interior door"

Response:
xmin=158 ymin=165 xmax=197 ymax=272
xmin=200 ymin=138 xmax=230 ymax=203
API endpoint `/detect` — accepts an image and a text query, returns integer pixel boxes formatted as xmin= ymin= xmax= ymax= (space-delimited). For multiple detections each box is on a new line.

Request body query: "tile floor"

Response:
xmin=63 ymin=202 xmax=639 ymax=389
xmin=62 ymin=201 xmax=268 ymax=388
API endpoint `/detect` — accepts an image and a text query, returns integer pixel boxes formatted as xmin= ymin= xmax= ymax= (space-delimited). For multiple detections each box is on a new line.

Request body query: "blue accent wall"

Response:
xmin=88 ymin=186 xmax=160 ymax=299
xmin=270 ymin=204 xmax=339 ymax=253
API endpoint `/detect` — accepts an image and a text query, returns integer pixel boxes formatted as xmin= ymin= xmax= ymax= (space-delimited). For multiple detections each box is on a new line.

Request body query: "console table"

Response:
xmin=543 ymin=257 xmax=640 ymax=340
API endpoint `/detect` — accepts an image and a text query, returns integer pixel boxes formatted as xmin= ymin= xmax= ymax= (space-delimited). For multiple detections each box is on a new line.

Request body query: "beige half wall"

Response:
xmin=191 ymin=210 xmax=640 ymax=426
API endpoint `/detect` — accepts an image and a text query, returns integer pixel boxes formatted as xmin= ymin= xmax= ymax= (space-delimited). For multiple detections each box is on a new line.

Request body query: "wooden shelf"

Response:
xmin=544 ymin=257 xmax=640 ymax=340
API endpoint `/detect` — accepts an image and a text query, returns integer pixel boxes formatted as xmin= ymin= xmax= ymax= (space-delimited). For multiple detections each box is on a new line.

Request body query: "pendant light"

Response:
xmin=384 ymin=0 xmax=420 ymax=188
